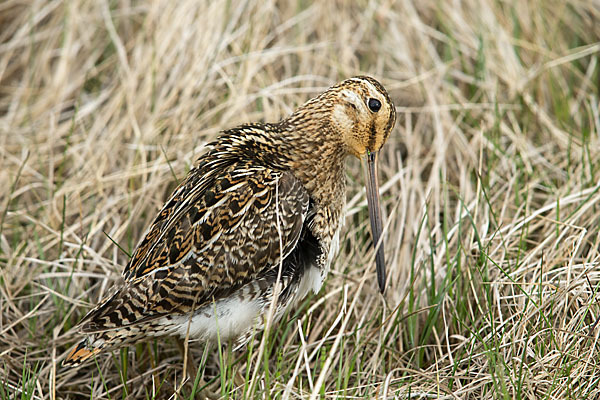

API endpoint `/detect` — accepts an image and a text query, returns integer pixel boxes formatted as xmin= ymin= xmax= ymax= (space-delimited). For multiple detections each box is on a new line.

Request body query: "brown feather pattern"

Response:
xmin=63 ymin=76 xmax=396 ymax=366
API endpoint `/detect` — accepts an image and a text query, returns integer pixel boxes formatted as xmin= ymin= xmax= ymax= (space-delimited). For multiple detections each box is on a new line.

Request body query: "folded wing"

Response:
xmin=78 ymin=162 xmax=310 ymax=333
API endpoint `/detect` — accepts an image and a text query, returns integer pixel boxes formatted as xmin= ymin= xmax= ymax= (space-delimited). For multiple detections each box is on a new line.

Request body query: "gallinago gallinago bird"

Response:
xmin=64 ymin=76 xmax=396 ymax=366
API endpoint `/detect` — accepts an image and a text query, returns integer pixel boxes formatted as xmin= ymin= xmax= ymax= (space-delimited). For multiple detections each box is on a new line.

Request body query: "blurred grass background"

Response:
xmin=1 ymin=0 xmax=599 ymax=398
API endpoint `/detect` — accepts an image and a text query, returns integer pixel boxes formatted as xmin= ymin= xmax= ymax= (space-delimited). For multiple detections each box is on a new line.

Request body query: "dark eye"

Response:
xmin=368 ymin=98 xmax=381 ymax=112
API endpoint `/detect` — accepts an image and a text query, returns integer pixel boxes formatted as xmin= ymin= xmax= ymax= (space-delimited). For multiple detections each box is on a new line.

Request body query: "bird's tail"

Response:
xmin=63 ymin=322 xmax=156 ymax=367
xmin=62 ymin=338 xmax=103 ymax=366
xmin=62 ymin=279 xmax=175 ymax=367
xmin=62 ymin=280 xmax=153 ymax=367
xmin=62 ymin=327 xmax=145 ymax=367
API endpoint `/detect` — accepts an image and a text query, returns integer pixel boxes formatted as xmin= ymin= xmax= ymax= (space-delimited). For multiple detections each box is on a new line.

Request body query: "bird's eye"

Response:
xmin=368 ymin=98 xmax=381 ymax=112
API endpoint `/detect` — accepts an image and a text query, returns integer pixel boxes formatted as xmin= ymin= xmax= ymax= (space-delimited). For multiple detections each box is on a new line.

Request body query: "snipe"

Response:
xmin=64 ymin=76 xmax=396 ymax=366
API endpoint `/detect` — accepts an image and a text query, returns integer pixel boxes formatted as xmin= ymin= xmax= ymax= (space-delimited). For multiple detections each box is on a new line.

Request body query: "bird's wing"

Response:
xmin=79 ymin=162 xmax=310 ymax=332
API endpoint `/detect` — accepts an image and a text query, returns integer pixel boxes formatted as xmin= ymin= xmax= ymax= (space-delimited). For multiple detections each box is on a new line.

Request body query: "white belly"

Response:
xmin=161 ymin=264 xmax=324 ymax=344
xmin=165 ymin=295 xmax=262 ymax=343
xmin=291 ymin=264 xmax=323 ymax=303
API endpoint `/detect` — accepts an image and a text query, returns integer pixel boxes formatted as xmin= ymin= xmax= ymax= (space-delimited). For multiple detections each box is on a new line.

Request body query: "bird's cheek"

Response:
xmin=344 ymin=134 xmax=366 ymax=158
xmin=332 ymin=104 xmax=355 ymax=133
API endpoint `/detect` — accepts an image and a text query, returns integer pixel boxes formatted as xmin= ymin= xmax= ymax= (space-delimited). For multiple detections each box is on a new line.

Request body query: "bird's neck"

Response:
xmin=236 ymin=116 xmax=348 ymax=245
xmin=279 ymin=120 xmax=348 ymax=248
xmin=290 ymin=145 xmax=346 ymax=206
xmin=278 ymin=118 xmax=347 ymax=208
xmin=226 ymin=111 xmax=348 ymax=208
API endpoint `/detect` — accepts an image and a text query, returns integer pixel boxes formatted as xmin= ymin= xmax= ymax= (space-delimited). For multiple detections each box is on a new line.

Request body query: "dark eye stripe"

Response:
xmin=368 ymin=98 xmax=381 ymax=112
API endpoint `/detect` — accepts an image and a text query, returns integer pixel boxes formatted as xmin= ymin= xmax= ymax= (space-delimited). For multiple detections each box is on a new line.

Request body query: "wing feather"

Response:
xmin=79 ymin=162 xmax=309 ymax=332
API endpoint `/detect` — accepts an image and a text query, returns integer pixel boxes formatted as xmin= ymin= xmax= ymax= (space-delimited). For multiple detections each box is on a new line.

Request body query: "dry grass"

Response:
xmin=1 ymin=0 xmax=600 ymax=399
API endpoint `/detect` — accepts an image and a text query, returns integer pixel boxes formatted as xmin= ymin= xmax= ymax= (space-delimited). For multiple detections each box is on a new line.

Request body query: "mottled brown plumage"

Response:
xmin=63 ymin=76 xmax=396 ymax=366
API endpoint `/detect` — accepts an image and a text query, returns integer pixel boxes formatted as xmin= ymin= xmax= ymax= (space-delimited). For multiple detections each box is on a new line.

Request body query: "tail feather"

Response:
xmin=63 ymin=320 xmax=173 ymax=367
xmin=62 ymin=280 xmax=158 ymax=367
xmin=62 ymin=339 xmax=102 ymax=366
xmin=63 ymin=279 xmax=180 ymax=367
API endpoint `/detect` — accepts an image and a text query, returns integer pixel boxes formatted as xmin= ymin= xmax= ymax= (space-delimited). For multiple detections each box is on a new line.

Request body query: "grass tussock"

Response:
xmin=1 ymin=0 xmax=600 ymax=399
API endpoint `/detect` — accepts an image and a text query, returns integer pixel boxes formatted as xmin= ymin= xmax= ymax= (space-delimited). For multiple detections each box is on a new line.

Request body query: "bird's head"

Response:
xmin=328 ymin=76 xmax=396 ymax=294
xmin=327 ymin=76 xmax=396 ymax=159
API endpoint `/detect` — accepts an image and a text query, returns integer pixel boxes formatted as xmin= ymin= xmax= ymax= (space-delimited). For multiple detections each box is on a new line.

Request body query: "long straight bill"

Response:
xmin=364 ymin=150 xmax=386 ymax=293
